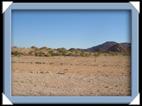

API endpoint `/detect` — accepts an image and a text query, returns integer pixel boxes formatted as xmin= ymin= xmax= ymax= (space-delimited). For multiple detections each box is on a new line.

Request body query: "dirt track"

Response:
xmin=12 ymin=56 xmax=131 ymax=96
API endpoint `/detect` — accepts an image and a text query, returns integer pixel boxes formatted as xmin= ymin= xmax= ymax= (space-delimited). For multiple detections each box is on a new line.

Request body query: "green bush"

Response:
xmin=56 ymin=48 xmax=67 ymax=55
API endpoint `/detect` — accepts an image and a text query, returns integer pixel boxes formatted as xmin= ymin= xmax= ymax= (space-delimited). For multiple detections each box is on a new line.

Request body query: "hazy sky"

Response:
xmin=12 ymin=10 xmax=131 ymax=49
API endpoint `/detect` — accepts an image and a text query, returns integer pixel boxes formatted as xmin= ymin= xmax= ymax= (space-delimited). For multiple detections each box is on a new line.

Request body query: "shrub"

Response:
xmin=68 ymin=48 xmax=76 ymax=51
xmin=50 ymin=50 xmax=62 ymax=56
xmin=31 ymin=46 xmax=38 ymax=49
xmin=56 ymin=48 xmax=68 ymax=56
xmin=65 ymin=51 xmax=73 ymax=56
xmin=12 ymin=51 xmax=23 ymax=56
xmin=39 ymin=46 xmax=48 ymax=50
xmin=80 ymin=52 xmax=86 ymax=57
xmin=35 ymin=51 xmax=46 ymax=57
xmin=28 ymin=51 xmax=35 ymax=56
xmin=74 ymin=50 xmax=82 ymax=56
xmin=80 ymin=52 xmax=90 ymax=57
xmin=44 ymin=53 xmax=52 ymax=57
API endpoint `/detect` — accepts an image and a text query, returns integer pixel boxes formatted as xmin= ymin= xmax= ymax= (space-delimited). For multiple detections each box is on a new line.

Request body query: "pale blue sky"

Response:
xmin=12 ymin=10 xmax=131 ymax=49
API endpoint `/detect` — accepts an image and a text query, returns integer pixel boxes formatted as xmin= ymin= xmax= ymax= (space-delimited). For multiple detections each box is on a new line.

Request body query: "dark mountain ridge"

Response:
xmin=86 ymin=41 xmax=130 ymax=53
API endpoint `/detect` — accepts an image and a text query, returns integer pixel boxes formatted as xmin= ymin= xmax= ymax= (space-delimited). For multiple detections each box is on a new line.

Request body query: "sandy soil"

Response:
xmin=12 ymin=55 xmax=131 ymax=96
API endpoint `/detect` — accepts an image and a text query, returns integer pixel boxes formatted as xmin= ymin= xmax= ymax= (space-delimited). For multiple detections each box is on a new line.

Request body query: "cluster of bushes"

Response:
xmin=12 ymin=46 xmax=128 ymax=57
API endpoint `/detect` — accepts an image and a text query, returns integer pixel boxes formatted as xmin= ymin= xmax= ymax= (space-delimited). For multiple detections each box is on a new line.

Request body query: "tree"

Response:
xmin=57 ymin=48 xmax=67 ymax=56
xmin=31 ymin=46 xmax=38 ymax=50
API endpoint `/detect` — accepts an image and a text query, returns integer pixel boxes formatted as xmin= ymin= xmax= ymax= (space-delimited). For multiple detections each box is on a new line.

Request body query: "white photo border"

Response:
xmin=3 ymin=2 xmax=139 ymax=104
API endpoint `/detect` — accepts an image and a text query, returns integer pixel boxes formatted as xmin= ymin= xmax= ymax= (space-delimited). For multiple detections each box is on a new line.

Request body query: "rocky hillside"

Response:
xmin=87 ymin=41 xmax=130 ymax=53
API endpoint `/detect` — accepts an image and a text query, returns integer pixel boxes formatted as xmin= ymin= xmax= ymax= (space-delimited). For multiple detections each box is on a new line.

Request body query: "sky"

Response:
xmin=12 ymin=10 xmax=131 ymax=49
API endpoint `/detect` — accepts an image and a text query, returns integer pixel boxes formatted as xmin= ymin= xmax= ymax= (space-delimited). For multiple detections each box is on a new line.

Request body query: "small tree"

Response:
xmin=31 ymin=46 xmax=38 ymax=49
xmin=57 ymin=48 xmax=67 ymax=56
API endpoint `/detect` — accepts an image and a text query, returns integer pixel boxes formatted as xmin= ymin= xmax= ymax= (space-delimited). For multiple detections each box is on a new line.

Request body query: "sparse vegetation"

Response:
xmin=12 ymin=46 xmax=129 ymax=57
xmin=12 ymin=51 xmax=23 ymax=56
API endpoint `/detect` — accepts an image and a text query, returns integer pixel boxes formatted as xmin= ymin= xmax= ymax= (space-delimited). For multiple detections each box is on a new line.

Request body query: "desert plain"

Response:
xmin=12 ymin=55 xmax=131 ymax=96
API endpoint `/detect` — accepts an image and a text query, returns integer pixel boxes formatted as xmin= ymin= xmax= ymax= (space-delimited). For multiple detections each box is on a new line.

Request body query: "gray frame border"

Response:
xmin=3 ymin=3 xmax=139 ymax=104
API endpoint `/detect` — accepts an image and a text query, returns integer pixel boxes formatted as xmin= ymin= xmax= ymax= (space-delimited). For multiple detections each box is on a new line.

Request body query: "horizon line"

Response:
xmin=12 ymin=41 xmax=131 ymax=49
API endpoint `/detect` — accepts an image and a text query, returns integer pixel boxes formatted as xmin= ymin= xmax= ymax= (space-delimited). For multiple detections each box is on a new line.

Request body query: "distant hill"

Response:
xmin=119 ymin=43 xmax=131 ymax=49
xmin=107 ymin=43 xmax=130 ymax=53
xmin=86 ymin=41 xmax=130 ymax=53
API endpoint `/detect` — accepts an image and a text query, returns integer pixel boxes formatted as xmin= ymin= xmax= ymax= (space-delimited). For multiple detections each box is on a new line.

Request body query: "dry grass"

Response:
xmin=12 ymin=55 xmax=131 ymax=96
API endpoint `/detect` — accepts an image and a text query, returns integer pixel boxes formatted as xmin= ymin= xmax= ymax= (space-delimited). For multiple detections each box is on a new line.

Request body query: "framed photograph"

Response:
xmin=3 ymin=2 xmax=139 ymax=104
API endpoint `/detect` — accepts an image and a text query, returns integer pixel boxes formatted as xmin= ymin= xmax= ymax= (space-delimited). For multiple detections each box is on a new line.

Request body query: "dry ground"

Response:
xmin=12 ymin=55 xmax=131 ymax=96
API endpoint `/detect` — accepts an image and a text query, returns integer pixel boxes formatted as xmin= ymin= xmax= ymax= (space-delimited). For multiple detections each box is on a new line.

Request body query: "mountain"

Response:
xmin=87 ymin=41 xmax=130 ymax=53
xmin=119 ymin=43 xmax=131 ymax=48
xmin=87 ymin=41 xmax=117 ymax=52
xmin=107 ymin=43 xmax=130 ymax=53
